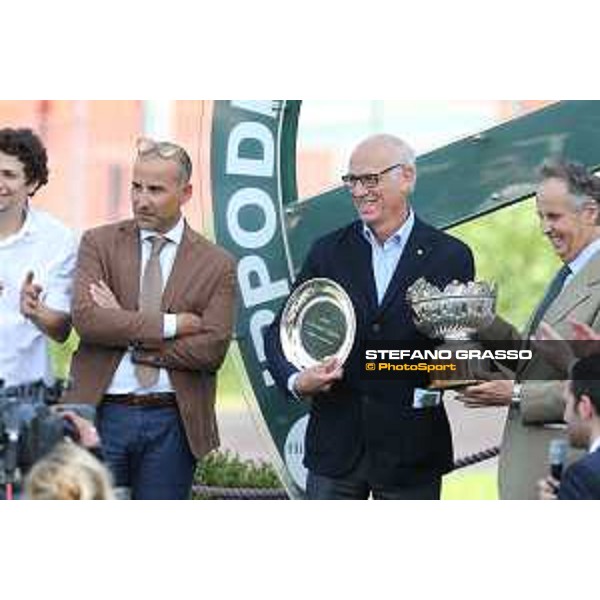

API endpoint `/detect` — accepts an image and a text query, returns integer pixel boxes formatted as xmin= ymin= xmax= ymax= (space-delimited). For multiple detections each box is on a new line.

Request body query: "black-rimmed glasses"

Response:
xmin=341 ymin=163 xmax=404 ymax=190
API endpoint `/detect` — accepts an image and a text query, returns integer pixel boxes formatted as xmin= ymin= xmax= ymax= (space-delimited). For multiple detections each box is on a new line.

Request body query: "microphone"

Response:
xmin=548 ymin=438 xmax=569 ymax=482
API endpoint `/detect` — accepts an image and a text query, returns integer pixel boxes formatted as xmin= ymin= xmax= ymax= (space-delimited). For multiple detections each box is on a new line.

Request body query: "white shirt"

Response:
xmin=106 ymin=218 xmax=184 ymax=395
xmin=567 ymin=237 xmax=600 ymax=283
xmin=0 ymin=208 xmax=78 ymax=386
xmin=589 ymin=435 xmax=600 ymax=454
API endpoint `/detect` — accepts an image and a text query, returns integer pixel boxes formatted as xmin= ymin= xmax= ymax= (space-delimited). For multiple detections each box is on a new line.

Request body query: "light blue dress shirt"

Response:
xmin=362 ymin=210 xmax=415 ymax=305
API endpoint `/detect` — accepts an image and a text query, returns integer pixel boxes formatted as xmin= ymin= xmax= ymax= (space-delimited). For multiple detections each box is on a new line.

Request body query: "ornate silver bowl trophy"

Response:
xmin=407 ymin=278 xmax=497 ymax=389
xmin=280 ymin=278 xmax=356 ymax=370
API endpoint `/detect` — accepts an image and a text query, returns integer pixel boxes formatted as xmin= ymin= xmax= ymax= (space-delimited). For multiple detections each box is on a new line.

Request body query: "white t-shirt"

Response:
xmin=0 ymin=209 xmax=78 ymax=387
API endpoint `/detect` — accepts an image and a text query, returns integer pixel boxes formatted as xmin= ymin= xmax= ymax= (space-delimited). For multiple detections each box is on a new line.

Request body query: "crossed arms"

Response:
xmin=72 ymin=230 xmax=236 ymax=373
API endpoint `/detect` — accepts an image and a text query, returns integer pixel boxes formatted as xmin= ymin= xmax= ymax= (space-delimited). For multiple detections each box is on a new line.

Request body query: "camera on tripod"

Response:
xmin=0 ymin=380 xmax=95 ymax=493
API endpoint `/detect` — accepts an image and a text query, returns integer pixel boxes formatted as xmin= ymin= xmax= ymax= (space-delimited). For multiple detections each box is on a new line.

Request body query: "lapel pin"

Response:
xmin=417 ymin=248 xmax=424 ymax=257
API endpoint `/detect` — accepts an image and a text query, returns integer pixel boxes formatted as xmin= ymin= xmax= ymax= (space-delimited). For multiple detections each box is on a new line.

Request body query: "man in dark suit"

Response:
xmin=264 ymin=134 xmax=475 ymax=500
xmin=538 ymin=355 xmax=600 ymax=500
xmin=63 ymin=138 xmax=236 ymax=499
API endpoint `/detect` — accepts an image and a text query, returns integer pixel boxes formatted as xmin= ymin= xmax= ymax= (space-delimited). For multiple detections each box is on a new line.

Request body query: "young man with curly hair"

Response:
xmin=0 ymin=127 xmax=78 ymax=387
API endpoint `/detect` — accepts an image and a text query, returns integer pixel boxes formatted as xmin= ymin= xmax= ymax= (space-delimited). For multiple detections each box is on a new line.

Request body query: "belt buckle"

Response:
xmin=132 ymin=395 xmax=146 ymax=406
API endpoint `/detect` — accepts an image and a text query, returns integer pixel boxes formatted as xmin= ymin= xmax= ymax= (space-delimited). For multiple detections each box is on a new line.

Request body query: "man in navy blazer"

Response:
xmin=538 ymin=355 xmax=600 ymax=500
xmin=264 ymin=134 xmax=475 ymax=499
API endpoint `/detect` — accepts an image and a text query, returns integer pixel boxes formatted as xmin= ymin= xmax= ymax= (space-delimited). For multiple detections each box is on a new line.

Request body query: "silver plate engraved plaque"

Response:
xmin=280 ymin=278 xmax=356 ymax=370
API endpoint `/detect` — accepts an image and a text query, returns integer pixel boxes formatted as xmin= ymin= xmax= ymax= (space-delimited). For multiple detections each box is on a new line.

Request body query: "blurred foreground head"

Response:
xmin=25 ymin=442 xmax=114 ymax=500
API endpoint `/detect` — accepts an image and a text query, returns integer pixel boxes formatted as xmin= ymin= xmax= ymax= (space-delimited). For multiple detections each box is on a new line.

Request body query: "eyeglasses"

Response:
xmin=136 ymin=137 xmax=182 ymax=159
xmin=341 ymin=163 xmax=404 ymax=190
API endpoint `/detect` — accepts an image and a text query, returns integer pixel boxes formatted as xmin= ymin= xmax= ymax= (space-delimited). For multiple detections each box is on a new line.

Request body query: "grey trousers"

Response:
xmin=306 ymin=454 xmax=442 ymax=500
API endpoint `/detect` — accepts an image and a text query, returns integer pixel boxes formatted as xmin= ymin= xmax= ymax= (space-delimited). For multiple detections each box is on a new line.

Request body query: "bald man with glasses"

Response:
xmin=63 ymin=138 xmax=236 ymax=500
xmin=265 ymin=134 xmax=475 ymax=500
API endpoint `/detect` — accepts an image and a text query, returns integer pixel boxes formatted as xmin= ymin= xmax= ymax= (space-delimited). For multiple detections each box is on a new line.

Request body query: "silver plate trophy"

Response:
xmin=407 ymin=278 xmax=497 ymax=389
xmin=280 ymin=278 xmax=357 ymax=370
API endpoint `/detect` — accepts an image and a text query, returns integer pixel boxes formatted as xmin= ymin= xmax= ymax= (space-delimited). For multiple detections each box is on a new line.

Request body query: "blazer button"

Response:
xmin=372 ymin=323 xmax=381 ymax=334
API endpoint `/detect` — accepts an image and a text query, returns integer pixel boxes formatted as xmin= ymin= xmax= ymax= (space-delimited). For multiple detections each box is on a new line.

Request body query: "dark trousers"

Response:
xmin=98 ymin=403 xmax=196 ymax=500
xmin=306 ymin=454 xmax=442 ymax=500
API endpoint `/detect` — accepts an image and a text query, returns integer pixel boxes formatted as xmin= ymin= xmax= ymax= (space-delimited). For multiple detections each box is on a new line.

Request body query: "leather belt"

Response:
xmin=102 ymin=393 xmax=177 ymax=408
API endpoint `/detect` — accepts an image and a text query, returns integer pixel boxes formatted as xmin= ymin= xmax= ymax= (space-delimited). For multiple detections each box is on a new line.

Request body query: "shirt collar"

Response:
xmin=589 ymin=435 xmax=600 ymax=454
xmin=568 ymin=237 xmax=600 ymax=276
xmin=362 ymin=209 xmax=415 ymax=247
xmin=140 ymin=216 xmax=185 ymax=246
xmin=0 ymin=208 xmax=37 ymax=247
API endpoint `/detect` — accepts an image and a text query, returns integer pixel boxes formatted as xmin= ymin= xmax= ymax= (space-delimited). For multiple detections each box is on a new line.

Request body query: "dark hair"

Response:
xmin=570 ymin=355 xmax=600 ymax=414
xmin=539 ymin=159 xmax=600 ymax=204
xmin=0 ymin=128 xmax=49 ymax=194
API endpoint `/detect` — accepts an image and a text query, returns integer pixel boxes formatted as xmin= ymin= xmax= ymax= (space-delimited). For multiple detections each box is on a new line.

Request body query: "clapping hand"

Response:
xmin=569 ymin=319 xmax=600 ymax=344
xmin=532 ymin=321 xmax=576 ymax=374
xmin=534 ymin=320 xmax=600 ymax=370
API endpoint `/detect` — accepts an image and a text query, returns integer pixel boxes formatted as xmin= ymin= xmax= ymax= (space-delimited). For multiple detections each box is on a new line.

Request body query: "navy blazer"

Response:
xmin=265 ymin=217 xmax=475 ymax=486
xmin=559 ymin=447 xmax=600 ymax=500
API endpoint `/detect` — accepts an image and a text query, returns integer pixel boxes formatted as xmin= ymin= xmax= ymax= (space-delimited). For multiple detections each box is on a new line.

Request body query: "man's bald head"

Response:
xmin=350 ymin=134 xmax=416 ymax=170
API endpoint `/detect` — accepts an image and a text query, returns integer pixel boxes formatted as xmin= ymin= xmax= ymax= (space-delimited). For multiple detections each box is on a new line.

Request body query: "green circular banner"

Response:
xmin=211 ymin=100 xmax=309 ymax=497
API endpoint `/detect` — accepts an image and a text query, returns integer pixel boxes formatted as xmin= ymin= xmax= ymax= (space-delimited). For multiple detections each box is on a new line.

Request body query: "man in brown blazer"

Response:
xmin=63 ymin=138 xmax=236 ymax=499
xmin=462 ymin=160 xmax=600 ymax=499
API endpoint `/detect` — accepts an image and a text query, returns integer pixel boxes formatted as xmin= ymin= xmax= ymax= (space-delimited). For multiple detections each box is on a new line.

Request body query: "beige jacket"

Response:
xmin=63 ymin=220 xmax=236 ymax=459
xmin=481 ymin=250 xmax=600 ymax=499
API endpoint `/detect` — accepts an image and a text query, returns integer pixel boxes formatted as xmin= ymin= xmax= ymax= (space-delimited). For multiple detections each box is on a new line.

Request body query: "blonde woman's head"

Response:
xmin=25 ymin=442 xmax=114 ymax=500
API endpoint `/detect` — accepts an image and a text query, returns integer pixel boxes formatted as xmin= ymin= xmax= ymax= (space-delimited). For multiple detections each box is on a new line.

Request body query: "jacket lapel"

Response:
xmin=342 ymin=222 xmax=378 ymax=315
xmin=545 ymin=251 xmax=600 ymax=326
xmin=117 ymin=221 xmax=142 ymax=310
xmin=162 ymin=223 xmax=196 ymax=311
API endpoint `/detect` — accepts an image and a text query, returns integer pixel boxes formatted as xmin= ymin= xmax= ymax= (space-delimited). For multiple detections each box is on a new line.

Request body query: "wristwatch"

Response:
xmin=511 ymin=383 xmax=522 ymax=409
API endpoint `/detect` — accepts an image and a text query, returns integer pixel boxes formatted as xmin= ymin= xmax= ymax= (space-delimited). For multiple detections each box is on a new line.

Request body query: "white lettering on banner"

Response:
xmin=249 ymin=309 xmax=276 ymax=386
xmin=238 ymin=256 xmax=290 ymax=308
xmin=226 ymin=122 xmax=275 ymax=177
xmin=224 ymin=102 xmax=291 ymax=388
xmin=227 ymin=188 xmax=277 ymax=250
xmin=231 ymin=100 xmax=278 ymax=118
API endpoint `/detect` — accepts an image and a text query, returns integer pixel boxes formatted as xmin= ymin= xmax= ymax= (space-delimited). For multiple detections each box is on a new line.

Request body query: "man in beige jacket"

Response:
xmin=63 ymin=138 xmax=236 ymax=499
xmin=463 ymin=160 xmax=600 ymax=499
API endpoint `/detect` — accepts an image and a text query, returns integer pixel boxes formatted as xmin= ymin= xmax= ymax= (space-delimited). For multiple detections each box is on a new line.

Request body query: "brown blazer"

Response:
xmin=63 ymin=220 xmax=236 ymax=459
xmin=481 ymin=251 xmax=600 ymax=499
